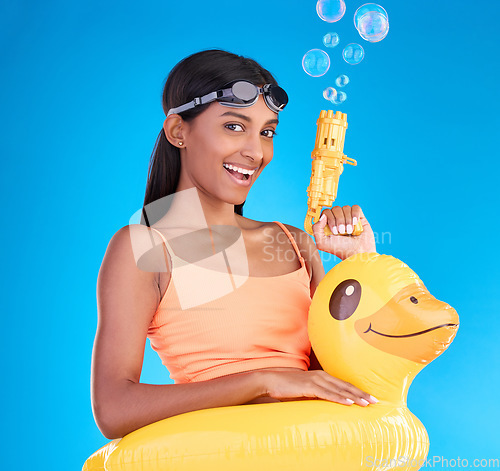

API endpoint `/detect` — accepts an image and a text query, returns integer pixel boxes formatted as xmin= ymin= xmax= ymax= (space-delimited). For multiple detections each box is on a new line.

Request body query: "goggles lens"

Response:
xmin=231 ymin=81 xmax=259 ymax=103
xmin=265 ymin=84 xmax=288 ymax=112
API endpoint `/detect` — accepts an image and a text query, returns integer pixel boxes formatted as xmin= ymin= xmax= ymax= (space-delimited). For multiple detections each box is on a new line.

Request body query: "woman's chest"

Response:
xmin=156 ymin=223 xmax=309 ymax=298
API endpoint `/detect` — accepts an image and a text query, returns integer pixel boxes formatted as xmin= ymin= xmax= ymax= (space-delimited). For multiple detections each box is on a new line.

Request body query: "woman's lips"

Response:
xmin=223 ymin=166 xmax=253 ymax=187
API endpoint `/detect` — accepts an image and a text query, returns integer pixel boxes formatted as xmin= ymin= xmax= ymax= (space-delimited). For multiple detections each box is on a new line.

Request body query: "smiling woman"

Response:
xmin=142 ymin=51 xmax=285 ymax=220
xmin=86 ymin=50 xmax=379 ymax=469
xmin=164 ymin=100 xmax=278 ymax=197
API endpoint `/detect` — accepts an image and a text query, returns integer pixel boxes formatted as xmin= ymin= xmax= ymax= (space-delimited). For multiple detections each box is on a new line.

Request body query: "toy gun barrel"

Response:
xmin=304 ymin=110 xmax=363 ymax=236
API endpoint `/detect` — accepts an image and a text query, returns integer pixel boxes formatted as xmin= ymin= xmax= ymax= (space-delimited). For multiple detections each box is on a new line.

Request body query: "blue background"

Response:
xmin=1 ymin=0 xmax=498 ymax=469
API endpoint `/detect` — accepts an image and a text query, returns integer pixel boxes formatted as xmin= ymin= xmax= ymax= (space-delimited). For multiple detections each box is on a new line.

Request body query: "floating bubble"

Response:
xmin=356 ymin=13 xmax=389 ymax=42
xmin=342 ymin=43 xmax=364 ymax=65
xmin=323 ymin=32 xmax=340 ymax=48
xmin=354 ymin=3 xmax=388 ymax=22
xmin=332 ymin=91 xmax=347 ymax=104
xmin=323 ymin=87 xmax=337 ymax=101
xmin=335 ymin=74 xmax=349 ymax=87
xmin=302 ymin=49 xmax=330 ymax=77
xmin=354 ymin=3 xmax=389 ymax=42
xmin=316 ymin=0 xmax=346 ymax=23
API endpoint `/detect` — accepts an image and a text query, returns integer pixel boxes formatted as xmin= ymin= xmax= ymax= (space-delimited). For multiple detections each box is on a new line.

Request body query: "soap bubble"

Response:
xmin=302 ymin=49 xmax=330 ymax=77
xmin=335 ymin=74 xmax=349 ymax=87
xmin=332 ymin=91 xmax=347 ymax=104
xmin=342 ymin=43 xmax=364 ymax=65
xmin=323 ymin=32 xmax=340 ymax=48
xmin=316 ymin=0 xmax=346 ymax=23
xmin=354 ymin=3 xmax=389 ymax=42
xmin=323 ymin=87 xmax=337 ymax=101
xmin=354 ymin=3 xmax=389 ymax=23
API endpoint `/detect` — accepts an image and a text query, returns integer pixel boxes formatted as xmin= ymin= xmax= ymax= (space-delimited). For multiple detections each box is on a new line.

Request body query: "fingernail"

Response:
xmin=346 ymin=224 xmax=353 ymax=234
xmin=345 ymin=398 xmax=354 ymax=405
xmin=352 ymin=217 xmax=358 ymax=226
xmin=319 ymin=214 xmax=326 ymax=222
xmin=331 ymin=225 xmax=339 ymax=235
xmin=338 ymin=224 xmax=345 ymax=234
xmin=369 ymin=395 xmax=379 ymax=403
xmin=359 ymin=399 xmax=369 ymax=406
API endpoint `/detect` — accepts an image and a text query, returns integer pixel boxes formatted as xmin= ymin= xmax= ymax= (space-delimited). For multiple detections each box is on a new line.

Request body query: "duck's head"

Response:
xmin=308 ymin=253 xmax=459 ymax=404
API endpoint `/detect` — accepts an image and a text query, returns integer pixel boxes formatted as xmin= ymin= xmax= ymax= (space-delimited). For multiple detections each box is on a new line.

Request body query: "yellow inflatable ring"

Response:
xmin=83 ymin=253 xmax=459 ymax=471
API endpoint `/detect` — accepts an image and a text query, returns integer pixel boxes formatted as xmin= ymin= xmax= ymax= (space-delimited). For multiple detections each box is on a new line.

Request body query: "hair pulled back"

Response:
xmin=142 ymin=49 xmax=279 ymax=226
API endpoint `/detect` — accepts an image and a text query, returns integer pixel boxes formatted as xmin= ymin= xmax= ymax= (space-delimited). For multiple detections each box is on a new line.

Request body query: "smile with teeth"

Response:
xmin=222 ymin=163 xmax=256 ymax=180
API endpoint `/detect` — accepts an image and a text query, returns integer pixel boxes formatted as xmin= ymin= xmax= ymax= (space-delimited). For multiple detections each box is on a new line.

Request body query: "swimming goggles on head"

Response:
xmin=166 ymin=80 xmax=288 ymax=117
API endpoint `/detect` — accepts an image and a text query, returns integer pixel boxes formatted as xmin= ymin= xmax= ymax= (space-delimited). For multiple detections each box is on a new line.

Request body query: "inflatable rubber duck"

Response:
xmin=83 ymin=253 xmax=459 ymax=471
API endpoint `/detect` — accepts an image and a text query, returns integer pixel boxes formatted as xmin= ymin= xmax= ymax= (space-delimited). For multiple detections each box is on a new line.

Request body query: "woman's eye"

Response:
xmin=262 ymin=129 xmax=277 ymax=138
xmin=225 ymin=123 xmax=244 ymax=132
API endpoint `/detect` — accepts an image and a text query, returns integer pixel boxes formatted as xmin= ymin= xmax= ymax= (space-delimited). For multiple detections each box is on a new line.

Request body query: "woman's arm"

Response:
xmin=92 ymin=225 xmax=269 ymax=439
xmin=286 ymin=205 xmax=377 ymax=371
xmin=92 ymin=224 xmax=376 ymax=439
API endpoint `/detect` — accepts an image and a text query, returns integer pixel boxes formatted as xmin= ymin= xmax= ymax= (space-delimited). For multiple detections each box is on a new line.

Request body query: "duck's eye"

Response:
xmin=329 ymin=279 xmax=361 ymax=321
xmin=410 ymin=296 xmax=418 ymax=304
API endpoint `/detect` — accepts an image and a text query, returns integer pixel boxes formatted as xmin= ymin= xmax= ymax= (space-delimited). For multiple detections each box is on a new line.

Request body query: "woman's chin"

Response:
xmin=230 ymin=200 xmax=246 ymax=209
xmin=222 ymin=190 xmax=249 ymax=207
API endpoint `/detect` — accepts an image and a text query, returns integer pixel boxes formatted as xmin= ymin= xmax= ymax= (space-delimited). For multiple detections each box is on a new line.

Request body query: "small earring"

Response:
xmin=178 ymin=141 xmax=184 ymax=147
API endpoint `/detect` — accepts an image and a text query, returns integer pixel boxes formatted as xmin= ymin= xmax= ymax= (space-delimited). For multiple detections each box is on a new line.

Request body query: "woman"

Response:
xmin=91 ymin=49 xmax=378 ymax=440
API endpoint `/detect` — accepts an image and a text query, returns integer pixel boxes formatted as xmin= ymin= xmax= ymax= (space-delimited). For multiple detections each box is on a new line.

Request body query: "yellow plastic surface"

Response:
xmin=304 ymin=110 xmax=363 ymax=237
xmin=83 ymin=253 xmax=459 ymax=471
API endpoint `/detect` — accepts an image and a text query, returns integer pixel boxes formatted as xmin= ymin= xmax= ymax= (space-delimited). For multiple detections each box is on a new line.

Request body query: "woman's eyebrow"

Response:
xmin=220 ymin=111 xmax=279 ymax=125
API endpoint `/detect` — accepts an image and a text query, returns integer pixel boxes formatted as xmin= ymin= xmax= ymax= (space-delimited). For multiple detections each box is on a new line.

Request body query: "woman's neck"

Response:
xmin=157 ymin=186 xmax=241 ymax=231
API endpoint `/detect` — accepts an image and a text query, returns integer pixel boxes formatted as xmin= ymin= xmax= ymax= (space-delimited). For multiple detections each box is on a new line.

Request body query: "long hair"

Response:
xmin=141 ymin=49 xmax=279 ymax=226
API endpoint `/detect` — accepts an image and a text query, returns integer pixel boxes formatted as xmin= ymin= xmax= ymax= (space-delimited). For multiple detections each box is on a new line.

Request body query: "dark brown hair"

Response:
xmin=141 ymin=49 xmax=279 ymax=226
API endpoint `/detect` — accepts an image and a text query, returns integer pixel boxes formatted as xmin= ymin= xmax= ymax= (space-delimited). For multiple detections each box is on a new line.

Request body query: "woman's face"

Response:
xmin=177 ymin=94 xmax=279 ymax=206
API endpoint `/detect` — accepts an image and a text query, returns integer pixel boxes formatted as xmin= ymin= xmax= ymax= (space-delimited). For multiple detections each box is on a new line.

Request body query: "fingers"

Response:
xmin=351 ymin=204 xmax=362 ymax=226
xmin=341 ymin=206 xmax=351 ymax=234
xmin=318 ymin=206 xmax=362 ymax=235
xmin=335 ymin=378 xmax=378 ymax=406
xmin=314 ymin=371 xmax=378 ymax=406
xmin=311 ymin=212 xmax=329 ymax=246
xmin=263 ymin=369 xmax=378 ymax=407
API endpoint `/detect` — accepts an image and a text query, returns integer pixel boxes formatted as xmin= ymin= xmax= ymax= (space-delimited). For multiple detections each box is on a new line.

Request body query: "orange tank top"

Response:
xmin=147 ymin=221 xmax=312 ymax=383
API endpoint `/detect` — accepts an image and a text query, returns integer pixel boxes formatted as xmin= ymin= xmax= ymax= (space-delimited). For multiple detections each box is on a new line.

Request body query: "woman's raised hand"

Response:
xmin=312 ymin=205 xmax=377 ymax=260
xmin=258 ymin=368 xmax=378 ymax=406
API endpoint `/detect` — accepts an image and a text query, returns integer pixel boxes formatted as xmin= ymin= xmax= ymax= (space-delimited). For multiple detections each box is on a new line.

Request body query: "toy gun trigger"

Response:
xmin=343 ymin=156 xmax=357 ymax=166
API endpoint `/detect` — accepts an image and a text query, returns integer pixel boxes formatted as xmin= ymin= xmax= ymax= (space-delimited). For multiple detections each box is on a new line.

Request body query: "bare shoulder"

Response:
xmin=237 ymin=215 xmax=303 ymax=238
xmin=236 ymin=215 xmax=315 ymax=254
xmin=96 ymin=224 xmax=170 ymax=329
xmin=236 ymin=215 xmax=295 ymax=250
xmin=281 ymin=223 xmax=317 ymax=260
xmin=106 ymin=224 xmax=162 ymax=248
xmin=102 ymin=224 xmax=169 ymax=277
xmin=235 ymin=214 xmax=268 ymax=230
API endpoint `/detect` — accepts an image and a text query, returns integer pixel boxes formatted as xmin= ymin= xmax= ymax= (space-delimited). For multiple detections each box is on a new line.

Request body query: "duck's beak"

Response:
xmin=354 ymin=283 xmax=459 ymax=364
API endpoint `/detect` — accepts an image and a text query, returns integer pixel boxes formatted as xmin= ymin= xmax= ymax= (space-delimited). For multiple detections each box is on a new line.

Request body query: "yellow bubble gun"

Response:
xmin=304 ymin=110 xmax=364 ymax=237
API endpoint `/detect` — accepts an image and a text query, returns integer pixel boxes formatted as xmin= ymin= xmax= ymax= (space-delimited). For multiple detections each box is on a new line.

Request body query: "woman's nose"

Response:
xmin=241 ymin=132 xmax=264 ymax=161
